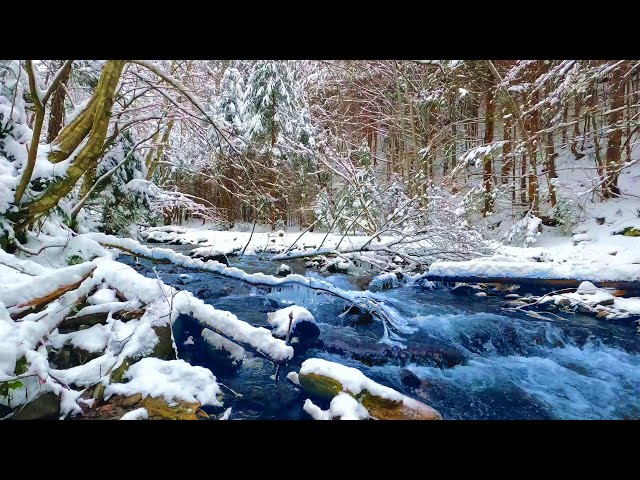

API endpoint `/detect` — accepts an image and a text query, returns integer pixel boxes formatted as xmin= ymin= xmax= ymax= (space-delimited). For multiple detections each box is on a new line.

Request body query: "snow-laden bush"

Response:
xmin=503 ymin=212 xmax=542 ymax=246
xmin=0 ymin=61 xmax=30 ymax=216
xmin=552 ymin=188 xmax=584 ymax=235
xmin=90 ymin=135 xmax=159 ymax=235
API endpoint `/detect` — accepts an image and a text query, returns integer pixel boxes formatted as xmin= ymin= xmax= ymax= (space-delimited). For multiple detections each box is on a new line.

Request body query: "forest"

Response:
xmin=0 ymin=59 xmax=639 ymax=420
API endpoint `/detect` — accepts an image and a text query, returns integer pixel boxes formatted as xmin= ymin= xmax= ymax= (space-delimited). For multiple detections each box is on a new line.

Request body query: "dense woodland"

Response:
xmin=1 ymin=60 xmax=639 ymax=247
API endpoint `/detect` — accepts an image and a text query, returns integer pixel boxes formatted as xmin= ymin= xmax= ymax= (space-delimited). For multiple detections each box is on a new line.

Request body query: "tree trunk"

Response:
xmin=47 ymin=61 xmax=72 ymax=143
xmin=14 ymin=61 xmax=125 ymax=226
xmin=603 ymin=64 xmax=626 ymax=198
xmin=482 ymin=85 xmax=495 ymax=215
xmin=545 ymin=131 xmax=558 ymax=207
xmin=501 ymin=114 xmax=512 ymax=184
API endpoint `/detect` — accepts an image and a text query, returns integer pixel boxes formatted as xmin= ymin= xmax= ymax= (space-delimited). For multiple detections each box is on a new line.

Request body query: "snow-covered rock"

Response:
xmin=369 ymin=272 xmax=399 ymax=290
xmin=189 ymin=247 xmax=229 ymax=265
xmin=276 ymin=264 xmax=292 ymax=277
xmin=266 ymin=305 xmax=320 ymax=345
xmin=104 ymin=358 xmax=222 ymax=407
xmin=291 ymin=358 xmax=442 ymax=420
xmin=119 ymin=407 xmax=149 ymax=420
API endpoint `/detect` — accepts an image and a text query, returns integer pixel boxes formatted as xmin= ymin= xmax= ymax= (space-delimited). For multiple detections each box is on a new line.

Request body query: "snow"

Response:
xmin=87 ymin=288 xmax=118 ymax=305
xmin=190 ymin=246 xmax=229 ymax=259
xmin=299 ymin=358 xmax=405 ymax=402
xmin=104 ymin=358 xmax=222 ymax=407
xmin=52 ymin=323 xmax=112 ymax=353
xmin=70 ymin=301 xmax=141 ymax=320
xmin=369 ymin=272 xmax=399 ymax=289
xmin=429 ymin=255 xmax=640 ymax=283
xmin=0 ymin=261 xmax=97 ymax=312
xmin=120 ymin=407 xmax=149 ymax=420
xmin=266 ymin=305 xmax=316 ymax=338
xmin=0 ymin=302 xmax=19 ymax=377
xmin=303 ymin=393 xmax=369 ymax=420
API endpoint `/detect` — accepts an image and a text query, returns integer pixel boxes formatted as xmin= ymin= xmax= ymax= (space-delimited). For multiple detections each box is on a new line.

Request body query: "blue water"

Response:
xmin=121 ymin=250 xmax=640 ymax=420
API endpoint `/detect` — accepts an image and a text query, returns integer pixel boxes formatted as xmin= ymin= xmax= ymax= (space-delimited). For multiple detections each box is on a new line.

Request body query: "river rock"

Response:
xmin=189 ymin=248 xmax=229 ymax=265
xmin=120 ymin=393 xmax=143 ymax=408
xmin=13 ymin=392 xmax=61 ymax=420
xmin=289 ymin=321 xmax=321 ymax=348
xmin=400 ymin=369 xmax=422 ymax=389
xmin=201 ymin=328 xmax=245 ymax=370
xmin=140 ymin=396 xmax=202 ymax=420
xmin=296 ymin=371 xmax=441 ymax=420
xmin=617 ymin=227 xmax=640 ymax=237
xmin=596 ymin=297 xmax=615 ymax=307
xmin=342 ymin=304 xmax=374 ymax=326
xmin=276 ymin=264 xmax=292 ymax=277
xmin=451 ymin=284 xmax=482 ymax=296
xmin=152 ymin=325 xmax=177 ymax=360
xmin=326 ymin=260 xmax=350 ymax=274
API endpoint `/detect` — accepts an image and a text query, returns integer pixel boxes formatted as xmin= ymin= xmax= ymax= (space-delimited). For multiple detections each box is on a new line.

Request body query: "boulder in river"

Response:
xmin=451 ymin=283 xmax=483 ymax=296
xmin=276 ymin=264 xmax=292 ymax=277
xmin=326 ymin=260 xmax=351 ymax=274
xmin=400 ymin=368 xmax=422 ymax=389
xmin=290 ymin=358 xmax=441 ymax=420
xmin=189 ymin=247 xmax=229 ymax=265
xmin=267 ymin=306 xmax=320 ymax=347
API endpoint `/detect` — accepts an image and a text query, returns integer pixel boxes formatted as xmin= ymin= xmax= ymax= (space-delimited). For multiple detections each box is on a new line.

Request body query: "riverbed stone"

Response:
xmin=151 ymin=325 xmax=177 ymax=360
xmin=400 ymin=369 xmax=422 ymax=389
xmin=121 ymin=393 xmax=143 ymax=408
xmin=140 ymin=396 xmax=202 ymax=420
xmin=451 ymin=284 xmax=482 ymax=296
xmin=13 ymin=392 xmax=61 ymax=420
xmin=297 ymin=372 xmax=442 ymax=420
xmin=276 ymin=264 xmax=292 ymax=277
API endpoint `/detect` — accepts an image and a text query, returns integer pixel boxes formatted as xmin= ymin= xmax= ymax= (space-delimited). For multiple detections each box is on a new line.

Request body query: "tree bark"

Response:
xmin=603 ymin=64 xmax=626 ymax=198
xmin=47 ymin=61 xmax=72 ymax=143
xmin=482 ymin=83 xmax=495 ymax=215
xmin=14 ymin=61 xmax=125 ymax=226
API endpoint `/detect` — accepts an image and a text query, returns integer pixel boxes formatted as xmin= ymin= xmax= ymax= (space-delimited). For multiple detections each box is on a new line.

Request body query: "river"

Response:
xmin=119 ymin=246 xmax=640 ymax=420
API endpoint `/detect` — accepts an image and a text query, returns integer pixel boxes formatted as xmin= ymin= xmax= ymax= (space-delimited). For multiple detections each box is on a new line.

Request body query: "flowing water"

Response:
xmin=121 ymin=248 xmax=640 ymax=420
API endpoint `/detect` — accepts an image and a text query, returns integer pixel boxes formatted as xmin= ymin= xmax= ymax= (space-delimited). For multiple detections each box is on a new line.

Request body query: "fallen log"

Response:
xmin=10 ymin=267 xmax=97 ymax=320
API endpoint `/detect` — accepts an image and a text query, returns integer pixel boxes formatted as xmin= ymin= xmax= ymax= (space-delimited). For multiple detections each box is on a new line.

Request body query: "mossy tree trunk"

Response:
xmin=12 ymin=61 xmax=125 ymax=228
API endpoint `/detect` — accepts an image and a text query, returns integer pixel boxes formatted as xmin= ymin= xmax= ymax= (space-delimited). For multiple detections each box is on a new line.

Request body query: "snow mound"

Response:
xmin=104 ymin=358 xmax=222 ymax=407
xmin=120 ymin=407 xmax=149 ymax=420
xmin=303 ymin=393 xmax=370 ymax=420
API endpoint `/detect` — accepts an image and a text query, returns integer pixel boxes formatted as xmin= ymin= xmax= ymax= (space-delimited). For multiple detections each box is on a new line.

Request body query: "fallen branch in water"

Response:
xmin=89 ymin=233 xmax=411 ymax=337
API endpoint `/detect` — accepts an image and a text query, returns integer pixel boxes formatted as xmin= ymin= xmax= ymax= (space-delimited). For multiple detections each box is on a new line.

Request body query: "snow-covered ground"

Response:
xmin=429 ymin=195 xmax=640 ymax=284
xmin=428 ymin=156 xmax=640 ymax=283
xmin=141 ymin=222 xmax=396 ymax=257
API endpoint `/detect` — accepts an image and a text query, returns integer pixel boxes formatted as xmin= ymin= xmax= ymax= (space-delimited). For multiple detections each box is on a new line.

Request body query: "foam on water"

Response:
xmin=407 ymin=340 xmax=640 ymax=419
